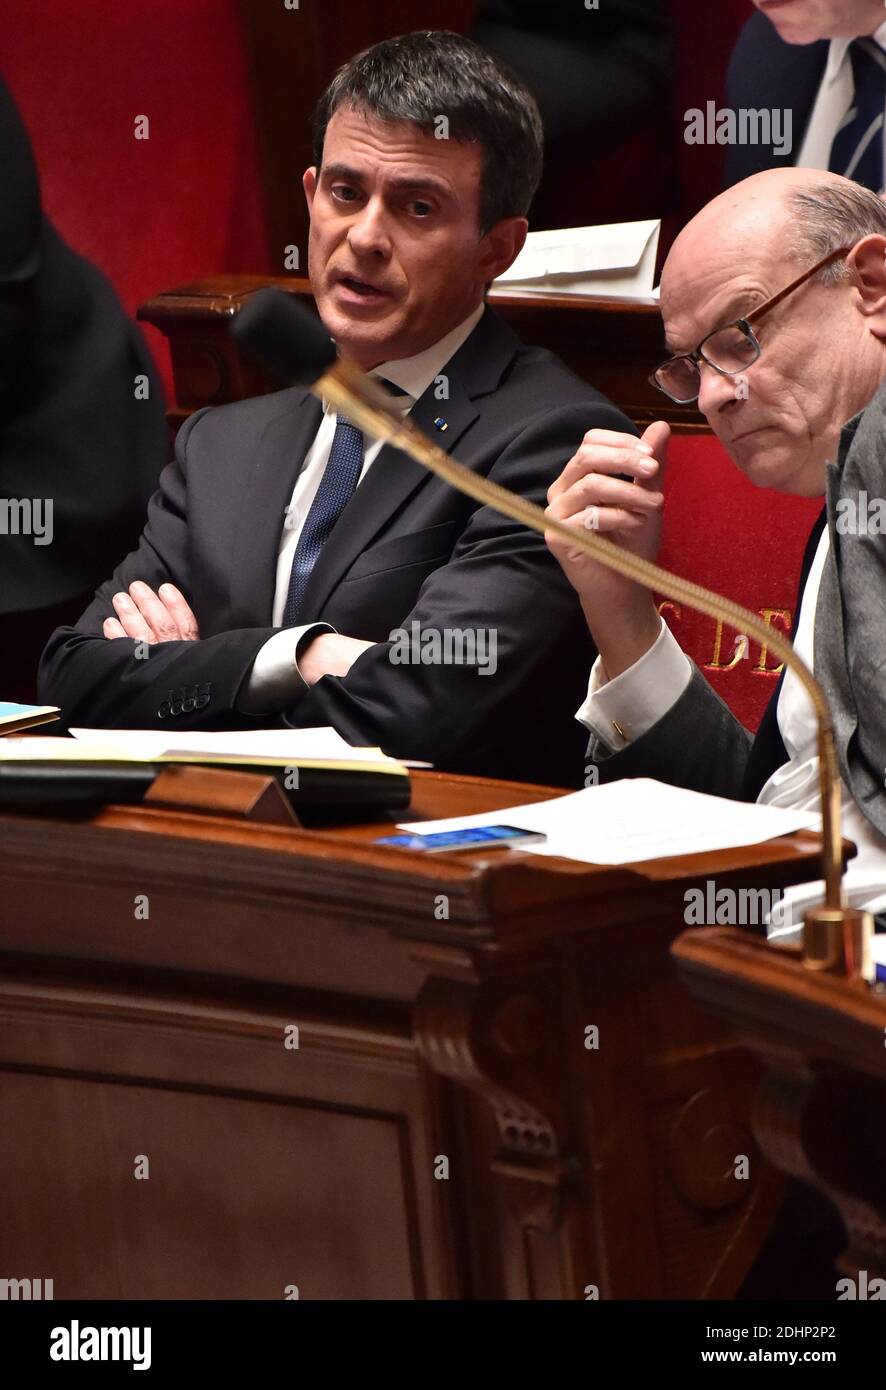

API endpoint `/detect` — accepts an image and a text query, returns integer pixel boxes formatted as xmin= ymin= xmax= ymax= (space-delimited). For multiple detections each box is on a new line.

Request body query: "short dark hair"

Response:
xmin=312 ymin=30 xmax=544 ymax=235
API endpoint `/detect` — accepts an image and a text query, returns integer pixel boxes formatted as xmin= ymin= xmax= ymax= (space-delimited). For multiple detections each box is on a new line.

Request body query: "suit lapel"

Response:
xmin=296 ymin=307 xmax=520 ymax=620
xmin=726 ymin=16 xmax=828 ymax=183
xmin=231 ymin=391 xmax=323 ymax=626
xmin=814 ymin=434 xmax=860 ymax=682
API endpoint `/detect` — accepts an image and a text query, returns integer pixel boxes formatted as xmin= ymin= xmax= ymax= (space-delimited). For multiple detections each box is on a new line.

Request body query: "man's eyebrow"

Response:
xmin=320 ymin=163 xmax=452 ymax=199
xmin=320 ymin=162 xmax=366 ymax=185
xmin=385 ymin=173 xmax=453 ymax=199
xmin=664 ymin=289 xmax=766 ymax=354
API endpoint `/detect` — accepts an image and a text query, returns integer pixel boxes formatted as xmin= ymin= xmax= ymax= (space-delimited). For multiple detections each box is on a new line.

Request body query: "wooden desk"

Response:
xmin=0 ymin=772 xmax=832 ymax=1300
xmin=138 ymin=277 xmax=707 ymax=435
xmin=673 ymin=927 xmax=886 ymax=1290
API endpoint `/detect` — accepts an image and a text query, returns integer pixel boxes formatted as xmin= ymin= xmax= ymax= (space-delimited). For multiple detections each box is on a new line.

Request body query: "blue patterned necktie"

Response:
xmin=282 ymin=380 xmax=408 ymax=626
xmin=828 ymin=39 xmax=886 ymax=192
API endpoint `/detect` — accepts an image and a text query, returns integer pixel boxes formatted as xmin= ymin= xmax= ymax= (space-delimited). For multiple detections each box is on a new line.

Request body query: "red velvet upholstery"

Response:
xmin=1 ymin=0 xmax=270 ymax=398
xmin=660 ymin=436 xmax=822 ymax=732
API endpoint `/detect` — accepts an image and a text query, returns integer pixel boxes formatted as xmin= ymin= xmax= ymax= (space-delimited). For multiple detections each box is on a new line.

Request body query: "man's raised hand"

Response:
xmin=544 ymin=420 xmax=671 ymax=678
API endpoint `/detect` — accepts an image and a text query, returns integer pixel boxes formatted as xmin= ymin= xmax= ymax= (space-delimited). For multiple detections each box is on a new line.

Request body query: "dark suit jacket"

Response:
xmin=585 ymin=506 xmax=827 ymax=799
xmin=39 ymin=307 xmax=633 ymax=788
xmin=724 ymin=12 xmax=829 ymax=186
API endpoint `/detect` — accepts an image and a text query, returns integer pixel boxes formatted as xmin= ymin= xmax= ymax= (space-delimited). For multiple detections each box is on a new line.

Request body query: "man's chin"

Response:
xmin=317 ymin=296 xmax=402 ymax=357
xmin=729 ymin=434 xmax=814 ymax=494
xmin=757 ymin=7 xmax=824 ymax=45
xmin=768 ymin=19 xmax=829 ymax=44
xmin=727 ymin=430 xmax=782 ymax=483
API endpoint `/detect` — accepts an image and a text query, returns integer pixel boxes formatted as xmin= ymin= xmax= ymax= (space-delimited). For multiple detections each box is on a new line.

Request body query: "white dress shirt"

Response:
xmin=796 ymin=20 xmax=886 ymax=184
xmin=576 ymin=527 xmax=886 ymax=922
xmin=240 ymin=302 xmax=485 ymax=712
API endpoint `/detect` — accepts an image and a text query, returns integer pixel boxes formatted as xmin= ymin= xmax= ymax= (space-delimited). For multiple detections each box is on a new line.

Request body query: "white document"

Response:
xmin=398 ymin=778 xmax=820 ymax=866
xmin=0 ymin=737 xmax=149 ymax=762
xmin=66 ymin=726 xmax=432 ymax=768
xmin=491 ymin=219 xmax=661 ymax=299
xmin=70 ymin=726 xmax=374 ymax=762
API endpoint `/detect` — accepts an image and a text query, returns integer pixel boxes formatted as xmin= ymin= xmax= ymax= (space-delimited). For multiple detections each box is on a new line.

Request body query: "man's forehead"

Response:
xmin=660 ymin=201 xmax=790 ymax=350
xmin=662 ymin=278 xmax=769 ymax=352
xmin=323 ymin=107 xmax=481 ymax=182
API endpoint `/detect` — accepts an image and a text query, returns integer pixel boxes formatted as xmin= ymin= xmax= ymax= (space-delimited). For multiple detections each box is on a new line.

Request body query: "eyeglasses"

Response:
xmin=650 ymin=247 xmax=852 ymax=404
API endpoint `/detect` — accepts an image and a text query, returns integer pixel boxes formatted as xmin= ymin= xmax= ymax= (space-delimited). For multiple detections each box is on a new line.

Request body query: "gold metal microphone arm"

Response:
xmin=320 ymin=362 xmax=860 ymax=970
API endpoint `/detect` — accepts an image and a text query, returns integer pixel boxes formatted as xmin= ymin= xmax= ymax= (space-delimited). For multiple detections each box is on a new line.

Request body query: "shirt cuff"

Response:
xmin=574 ymin=617 xmax=692 ymax=750
xmin=237 ymin=623 xmax=337 ymax=714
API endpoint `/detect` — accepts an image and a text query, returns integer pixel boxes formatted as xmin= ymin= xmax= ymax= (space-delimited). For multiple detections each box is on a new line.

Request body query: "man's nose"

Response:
xmin=697 ymin=362 xmax=743 ymax=421
xmin=347 ymin=197 xmax=392 ymax=258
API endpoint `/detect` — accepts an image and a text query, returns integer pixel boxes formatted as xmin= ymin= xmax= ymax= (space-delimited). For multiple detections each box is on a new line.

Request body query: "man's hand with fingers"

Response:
xmin=103 ymin=582 xmax=200 ymax=644
xmin=545 ymin=420 xmax=671 ymax=679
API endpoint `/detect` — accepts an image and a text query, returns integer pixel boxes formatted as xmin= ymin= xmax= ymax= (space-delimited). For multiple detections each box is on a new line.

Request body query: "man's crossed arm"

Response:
xmin=103 ymin=579 xmax=373 ymax=685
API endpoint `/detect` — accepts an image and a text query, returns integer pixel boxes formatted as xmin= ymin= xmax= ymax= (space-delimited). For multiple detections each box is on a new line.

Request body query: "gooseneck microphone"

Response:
xmin=232 ymin=288 xmax=866 ymax=978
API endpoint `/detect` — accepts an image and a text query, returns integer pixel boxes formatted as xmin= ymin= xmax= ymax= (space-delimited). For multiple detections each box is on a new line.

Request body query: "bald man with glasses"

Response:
xmin=544 ymin=166 xmax=886 ymax=910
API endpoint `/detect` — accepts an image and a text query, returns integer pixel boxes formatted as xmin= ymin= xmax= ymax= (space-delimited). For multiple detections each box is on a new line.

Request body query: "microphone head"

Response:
xmin=231 ymin=287 xmax=337 ymax=386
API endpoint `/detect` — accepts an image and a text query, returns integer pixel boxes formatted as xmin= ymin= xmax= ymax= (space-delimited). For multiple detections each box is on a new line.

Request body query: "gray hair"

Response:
xmin=786 ymin=183 xmax=886 ymax=285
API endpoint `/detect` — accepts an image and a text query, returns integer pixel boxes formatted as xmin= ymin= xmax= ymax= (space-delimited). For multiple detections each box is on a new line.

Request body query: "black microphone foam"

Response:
xmin=231 ymin=287 xmax=337 ymax=386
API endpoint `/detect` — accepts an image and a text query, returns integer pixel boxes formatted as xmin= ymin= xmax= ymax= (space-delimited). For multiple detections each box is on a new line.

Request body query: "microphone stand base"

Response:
xmin=803 ymin=906 xmax=874 ymax=982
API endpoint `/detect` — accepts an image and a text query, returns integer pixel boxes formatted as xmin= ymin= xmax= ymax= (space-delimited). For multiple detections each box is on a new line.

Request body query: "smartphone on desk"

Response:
xmin=375 ymin=824 xmax=547 ymax=853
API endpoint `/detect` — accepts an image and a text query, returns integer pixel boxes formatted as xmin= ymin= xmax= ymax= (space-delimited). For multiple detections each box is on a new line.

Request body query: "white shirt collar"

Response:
xmin=824 ymin=21 xmax=886 ymax=85
xmin=322 ymin=301 xmax=485 ymax=416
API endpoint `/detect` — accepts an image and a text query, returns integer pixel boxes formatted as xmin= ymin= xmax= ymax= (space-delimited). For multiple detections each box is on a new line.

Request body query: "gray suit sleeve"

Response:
xmin=586 ymin=665 xmax=753 ymax=799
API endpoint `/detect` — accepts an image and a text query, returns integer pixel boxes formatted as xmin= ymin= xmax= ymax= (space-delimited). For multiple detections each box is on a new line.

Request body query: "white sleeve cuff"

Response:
xmin=238 ymin=623 xmax=337 ymax=714
xmin=575 ymin=618 xmax=692 ymax=750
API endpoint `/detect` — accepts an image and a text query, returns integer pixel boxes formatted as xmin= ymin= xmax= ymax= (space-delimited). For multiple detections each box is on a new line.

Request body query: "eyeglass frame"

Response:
xmin=649 ymin=246 xmax=853 ymax=404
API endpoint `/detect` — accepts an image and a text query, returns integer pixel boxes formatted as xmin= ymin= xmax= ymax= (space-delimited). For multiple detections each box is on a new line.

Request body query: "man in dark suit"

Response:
xmin=545 ymin=168 xmax=886 ymax=866
xmin=726 ymin=1 xmax=886 ymax=190
xmin=39 ymin=31 xmax=632 ymax=788
xmin=0 ymin=75 xmax=167 ymax=702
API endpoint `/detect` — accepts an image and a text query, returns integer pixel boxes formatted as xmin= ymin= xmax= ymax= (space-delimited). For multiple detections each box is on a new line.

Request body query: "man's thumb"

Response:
xmin=641 ymin=420 xmax=671 ymax=463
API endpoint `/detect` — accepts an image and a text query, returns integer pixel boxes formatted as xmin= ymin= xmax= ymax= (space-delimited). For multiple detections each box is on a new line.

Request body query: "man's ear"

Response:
xmin=303 ymin=167 xmax=318 ymax=213
xmin=478 ymin=217 xmax=528 ymax=283
xmin=847 ymin=234 xmax=886 ymax=336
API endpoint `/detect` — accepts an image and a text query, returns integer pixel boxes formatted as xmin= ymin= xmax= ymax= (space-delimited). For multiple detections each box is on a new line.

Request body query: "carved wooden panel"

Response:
xmin=674 ymin=926 xmax=886 ymax=1288
xmin=0 ymin=773 xmax=837 ymax=1299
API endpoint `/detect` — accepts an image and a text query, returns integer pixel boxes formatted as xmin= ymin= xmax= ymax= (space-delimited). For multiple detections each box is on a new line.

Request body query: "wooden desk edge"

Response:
xmin=673 ymin=924 xmax=886 ymax=1073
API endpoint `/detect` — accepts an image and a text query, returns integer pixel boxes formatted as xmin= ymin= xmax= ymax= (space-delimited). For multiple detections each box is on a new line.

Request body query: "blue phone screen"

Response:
xmin=376 ymin=824 xmax=538 ymax=851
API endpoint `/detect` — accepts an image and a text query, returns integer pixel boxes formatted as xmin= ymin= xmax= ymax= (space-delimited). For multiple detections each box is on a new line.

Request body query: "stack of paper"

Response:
xmin=0 ymin=726 xmax=414 ymax=814
xmin=0 ymin=702 xmax=60 ymax=735
xmin=69 ymin=726 xmax=415 ymax=773
xmin=398 ymin=778 xmax=820 ymax=866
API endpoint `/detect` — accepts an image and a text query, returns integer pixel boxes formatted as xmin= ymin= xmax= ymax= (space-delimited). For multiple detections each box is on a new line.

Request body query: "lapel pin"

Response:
xmin=434 ymin=417 xmax=449 ymax=432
